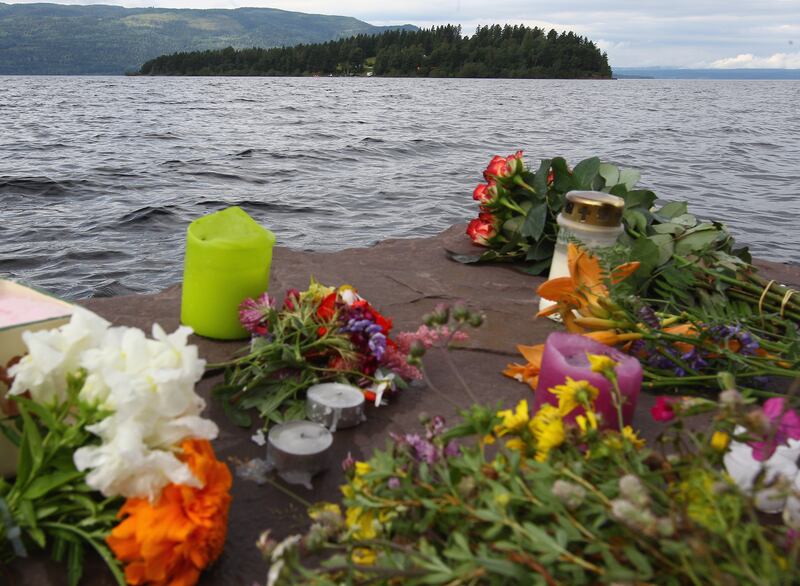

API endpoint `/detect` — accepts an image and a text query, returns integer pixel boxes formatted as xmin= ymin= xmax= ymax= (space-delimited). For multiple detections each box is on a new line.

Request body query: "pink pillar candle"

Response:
xmin=533 ymin=332 xmax=642 ymax=429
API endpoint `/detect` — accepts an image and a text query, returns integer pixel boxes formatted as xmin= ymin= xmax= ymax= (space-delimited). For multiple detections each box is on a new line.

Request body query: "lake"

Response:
xmin=1 ymin=76 xmax=798 ymax=299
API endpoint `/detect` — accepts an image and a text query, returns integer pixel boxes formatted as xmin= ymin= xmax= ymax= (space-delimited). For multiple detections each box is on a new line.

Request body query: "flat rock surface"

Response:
xmin=5 ymin=225 xmax=800 ymax=585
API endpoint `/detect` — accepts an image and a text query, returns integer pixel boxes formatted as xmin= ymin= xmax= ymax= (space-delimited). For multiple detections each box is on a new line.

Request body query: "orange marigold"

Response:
xmin=107 ymin=439 xmax=232 ymax=586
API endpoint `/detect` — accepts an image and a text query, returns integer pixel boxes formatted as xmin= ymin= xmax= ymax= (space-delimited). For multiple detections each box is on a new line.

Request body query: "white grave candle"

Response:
xmin=266 ymin=420 xmax=333 ymax=488
xmin=306 ymin=382 xmax=366 ymax=431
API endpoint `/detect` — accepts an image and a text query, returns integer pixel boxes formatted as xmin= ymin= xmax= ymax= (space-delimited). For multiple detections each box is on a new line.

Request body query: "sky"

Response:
xmin=6 ymin=0 xmax=800 ymax=67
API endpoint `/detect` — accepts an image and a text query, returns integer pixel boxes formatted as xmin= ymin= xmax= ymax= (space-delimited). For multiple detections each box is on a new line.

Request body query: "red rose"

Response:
xmin=546 ymin=170 xmax=554 ymax=185
xmin=483 ymin=155 xmax=508 ymax=182
xmin=472 ymin=182 xmax=492 ymax=203
xmin=466 ymin=216 xmax=497 ymax=246
xmin=483 ymin=151 xmax=525 ymax=182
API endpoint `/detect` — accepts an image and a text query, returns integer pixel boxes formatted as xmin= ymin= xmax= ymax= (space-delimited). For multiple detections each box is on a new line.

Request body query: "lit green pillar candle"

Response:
xmin=181 ymin=206 xmax=276 ymax=340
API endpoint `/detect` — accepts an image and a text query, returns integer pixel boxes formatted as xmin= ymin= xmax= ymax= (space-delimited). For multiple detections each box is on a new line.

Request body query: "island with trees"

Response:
xmin=139 ymin=24 xmax=612 ymax=78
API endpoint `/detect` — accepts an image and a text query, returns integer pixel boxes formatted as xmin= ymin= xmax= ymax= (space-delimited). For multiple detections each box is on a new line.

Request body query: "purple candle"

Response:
xmin=534 ymin=332 xmax=642 ymax=429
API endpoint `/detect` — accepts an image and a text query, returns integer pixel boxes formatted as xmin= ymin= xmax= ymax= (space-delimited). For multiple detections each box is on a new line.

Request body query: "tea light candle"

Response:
xmin=266 ymin=420 xmax=333 ymax=488
xmin=534 ymin=332 xmax=642 ymax=429
xmin=306 ymin=383 xmax=366 ymax=431
xmin=180 ymin=206 xmax=276 ymax=340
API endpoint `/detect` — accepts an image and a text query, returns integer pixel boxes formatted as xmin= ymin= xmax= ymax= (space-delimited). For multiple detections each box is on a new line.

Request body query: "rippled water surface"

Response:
xmin=1 ymin=76 xmax=798 ymax=299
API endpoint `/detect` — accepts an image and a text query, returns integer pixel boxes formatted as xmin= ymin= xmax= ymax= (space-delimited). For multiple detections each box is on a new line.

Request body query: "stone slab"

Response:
xmin=4 ymin=225 xmax=799 ymax=585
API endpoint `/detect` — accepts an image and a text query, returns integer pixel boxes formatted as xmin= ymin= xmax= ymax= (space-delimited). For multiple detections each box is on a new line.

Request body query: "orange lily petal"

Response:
xmin=517 ymin=343 xmax=545 ymax=366
xmin=610 ymin=261 xmax=641 ymax=284
xmin=537 ymin=276 xmax=579 ymax=303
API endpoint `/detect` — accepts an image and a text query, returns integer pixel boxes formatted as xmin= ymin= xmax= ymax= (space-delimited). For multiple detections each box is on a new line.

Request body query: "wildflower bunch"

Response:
xmin=263 ymin=362 xmax=800 ymax=585
xmin=212 ymin=279 xmax=419 ymax=428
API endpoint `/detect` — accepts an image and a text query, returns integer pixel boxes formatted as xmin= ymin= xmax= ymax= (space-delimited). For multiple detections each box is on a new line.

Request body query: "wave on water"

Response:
xmin=1 ymin=76 xmax=798 ymax=300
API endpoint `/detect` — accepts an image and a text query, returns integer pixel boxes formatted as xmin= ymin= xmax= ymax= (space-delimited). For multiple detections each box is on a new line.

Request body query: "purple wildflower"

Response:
xmin=637 ymin=306 xmax=661 ymax=329
xmin=680 ymin=348 xmax=709 ymax=371
xmin=368 ymin=332 xmax=387 ymax=360
xmin=341 ymin=452 xmax=355 ymax=472
xmin=387 ymin=477 xmax=401 ymax=490
xmin=238 ymin=293 xmax=275 ymax=336
xmin=444 ymin=441 xmax=461 ymax=458
xmin=426 ymin=415 xmax=446 ymax=439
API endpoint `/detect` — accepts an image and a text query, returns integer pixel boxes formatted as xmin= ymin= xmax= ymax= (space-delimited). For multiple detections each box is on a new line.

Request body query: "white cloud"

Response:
xmin=709 ymin=52 xmax=800 ymax=68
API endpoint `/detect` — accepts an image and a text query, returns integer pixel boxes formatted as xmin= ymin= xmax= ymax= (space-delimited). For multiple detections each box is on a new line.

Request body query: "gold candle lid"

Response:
xmin=562 ymin=191 xmax=624 ymax=227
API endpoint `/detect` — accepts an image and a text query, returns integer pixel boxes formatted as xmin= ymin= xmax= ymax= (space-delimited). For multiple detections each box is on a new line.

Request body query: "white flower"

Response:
xmin=9 ymin=307 xmax=110 ymax=404
xmin=73 ymin=418 xmax=201 ymax=501
xmin=366 ymin=369 xmax=396 ymax=407
xmin=11 ymin=308 xmax=217 ymax=501
xmin=724 ymin=425 xmax=800 ymax=514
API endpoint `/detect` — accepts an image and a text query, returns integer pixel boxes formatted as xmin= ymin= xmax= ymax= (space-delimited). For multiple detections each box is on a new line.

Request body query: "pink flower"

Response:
xmin=238 ymin=292 xmax=275 ymax=335
xmin=397 ymin=325 xmax=468 ymax=350
xmin=381 ymin=344 xmax=422 ymax=381
xmin=651 ymin=396 xmax=678 ymax=422
xmin=749 ymin=398 xmax=800 ymax=461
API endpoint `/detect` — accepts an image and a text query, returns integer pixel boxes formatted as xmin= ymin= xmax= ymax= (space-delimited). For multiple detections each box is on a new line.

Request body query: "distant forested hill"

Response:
xmin=0 ymin=3 xmax=417 ymax=74
xmin=140 ymin=24 xmax=612 ymax=79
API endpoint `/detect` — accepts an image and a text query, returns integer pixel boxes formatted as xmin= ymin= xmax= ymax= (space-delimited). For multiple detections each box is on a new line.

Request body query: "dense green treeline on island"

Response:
xmin=139 ymin=24 xmax=612 ymax=78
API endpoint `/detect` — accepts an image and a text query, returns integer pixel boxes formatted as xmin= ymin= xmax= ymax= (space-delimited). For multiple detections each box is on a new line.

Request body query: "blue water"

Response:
xmin=1 ymin=76 xmax=798 ymax=299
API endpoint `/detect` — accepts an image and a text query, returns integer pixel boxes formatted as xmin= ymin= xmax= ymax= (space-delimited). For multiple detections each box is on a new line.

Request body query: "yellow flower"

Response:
xmin=575 ymin=410 xmax=598 ymax=435
xmin=351 ymin=547 xmax=377 ymax=566
xmin=504 ymin=437 xmax=527 ymax=452
xmin=494 ymin=400 xmax=530 ymax=437
xmin=529 ymin=404 xmax=565 ymax=462
xmin=482 ymin=434 xmax=496 ymax=445
xmin=622 ymin=426 xmax=645 ymax=449
xmin=354 ymin=461 xmax=372 ymax=477
xmin=308 ymin=502 xmax=341 ymax=521
xmin=710 ymin=431 xmax=730 ymax=452
xmin=587 ymin=353 xmax=618 ymax=375
xmin=549 ymin=377 xmax=600 ymax=416
xmin=345 ymin=506 xmax=377 ymax=540
xmin=301 ymin=277 xmax=335 ymax=301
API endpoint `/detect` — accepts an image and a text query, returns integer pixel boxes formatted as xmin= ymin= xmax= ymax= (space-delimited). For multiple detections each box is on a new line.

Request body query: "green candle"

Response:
xmin=180 ymin=206 xmax=276 ymax=340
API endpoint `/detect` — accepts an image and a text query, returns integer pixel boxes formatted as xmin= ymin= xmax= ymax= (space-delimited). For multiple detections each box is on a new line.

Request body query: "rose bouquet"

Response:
xmin=211 ymin=280 xmax=426 ymax=428
xmin=0 ymin=308 xmax=231 ymax=585
xmin=457 ymin=151 xmax=651 ymax=274
xmin=259 ymin=359 xmax=800 ymax=585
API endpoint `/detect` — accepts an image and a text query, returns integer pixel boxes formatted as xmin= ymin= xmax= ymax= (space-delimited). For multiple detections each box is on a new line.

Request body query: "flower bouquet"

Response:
xmin=0 ymin=308 xmax=231 ymax=585
xmin=211 ymin=280 xmax=425 ymax=428
xmin=259 ymin=357 xmax=800 ymax=585
xmin=505 ymin=242 xmax=800 ymax=397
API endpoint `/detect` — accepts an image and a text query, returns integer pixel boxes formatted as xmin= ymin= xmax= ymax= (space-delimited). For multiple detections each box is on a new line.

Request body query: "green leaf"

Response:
xmin=623 ymin=210 xmax=647 ymax=234
xmin=550 ymin=157 xmax=573 ymax=192
xmin=656 ymin=201 xmax=688 ymax=219
xmin=670 ymin=213 xmax=697 ymax=227
xmin=674 ymin=229 xmax=723 ymax=256
xmin=533 ymin=158 xmax=552 ymax=195
xmin=597 ymin=162 xmax=620 ymax=186
xmin=17 ymin=404 xmax=43 ymax=487
xmin=618 ymin=168 xmax=641 ymax=189
xmin=221 ymin=397 xmax=252 ymax=428
xmin=571 ymin=157 xmax=601 ymax=189
xmin=520 ymin=202 xmax=548 ymax=240
xmin=525 ymin=239 xmax=555 ymax=261
xmin=24 ymin=470 xmax=84 ymax=500
xmin=67 ymin=541 xmax=85 ymax=586
xmin=651 ymin=222 xmax=684 ymax=235
xmin=648 ymin=234 xmax=675 ymax=266
xmin=623 ymin=189 xmax=657 ymax=211
xmin=501 ymin=216 xmax=524 ymax=238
